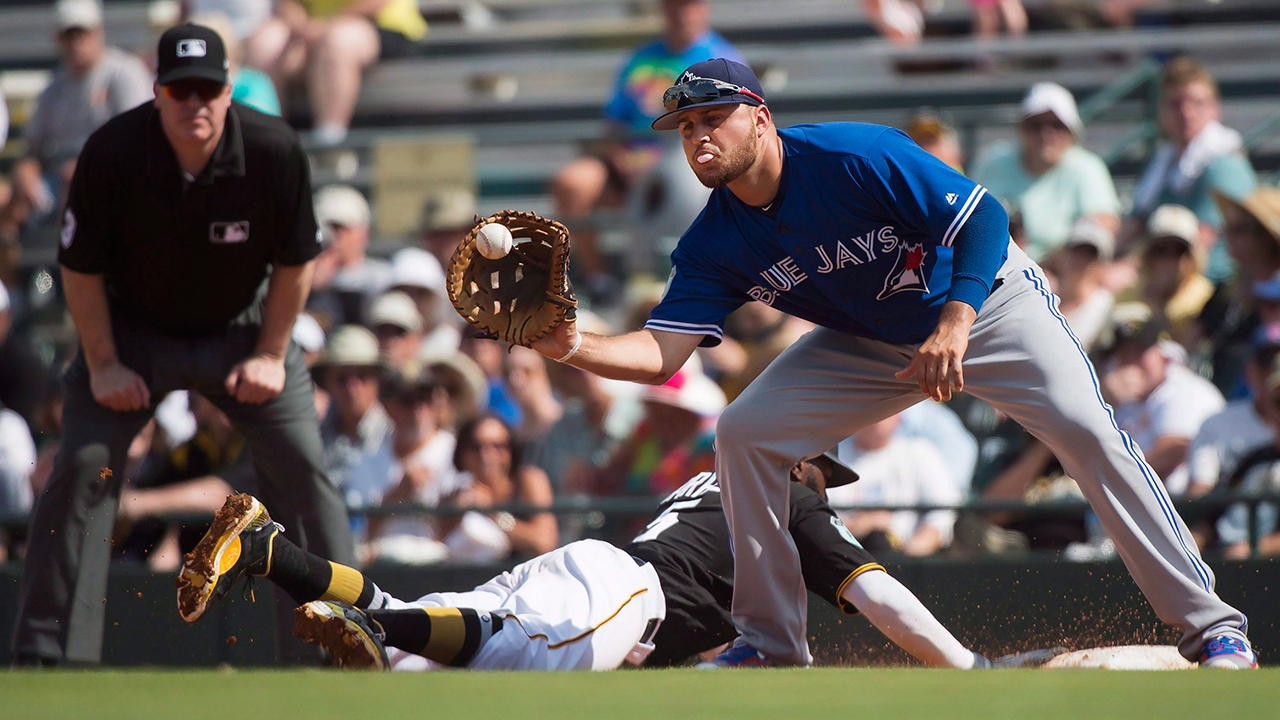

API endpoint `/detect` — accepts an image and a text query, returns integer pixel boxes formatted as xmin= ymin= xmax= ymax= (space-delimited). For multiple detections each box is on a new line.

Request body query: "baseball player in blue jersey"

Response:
xmin=532 ymin=59 xmax=1257 ymax=669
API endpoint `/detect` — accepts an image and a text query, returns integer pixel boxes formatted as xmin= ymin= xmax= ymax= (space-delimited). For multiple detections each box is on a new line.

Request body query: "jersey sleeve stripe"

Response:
xmin=941 ymin=185 xmax=986 ymax=247
xmin=834 ymin=563 xmax=887 ymax=615
xmin=644 ymin=319 xmax=725 ymax=339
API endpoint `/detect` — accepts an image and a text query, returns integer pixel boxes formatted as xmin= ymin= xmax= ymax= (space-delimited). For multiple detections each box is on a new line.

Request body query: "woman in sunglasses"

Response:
xmin=441 ymin=414 xmax=558 ymax=560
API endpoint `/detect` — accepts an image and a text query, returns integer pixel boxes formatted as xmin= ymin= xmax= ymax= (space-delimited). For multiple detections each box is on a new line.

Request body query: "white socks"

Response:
xmin=841 ymin=570 xmax=977 ymax=668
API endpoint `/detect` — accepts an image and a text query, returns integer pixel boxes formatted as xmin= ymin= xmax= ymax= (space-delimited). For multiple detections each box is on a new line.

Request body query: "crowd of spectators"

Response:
xmin=0 ymin=0 xmax=1278 ymax=569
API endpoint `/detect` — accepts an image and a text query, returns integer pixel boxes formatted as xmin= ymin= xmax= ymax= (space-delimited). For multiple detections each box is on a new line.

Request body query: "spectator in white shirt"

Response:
xmin=1102 ymin=304 xmax=1225 ymax=494
xmin=1185 ymin=322 xmax=1280 ymax=498
xmin=832 ymin=413 xmax=960 ymax=556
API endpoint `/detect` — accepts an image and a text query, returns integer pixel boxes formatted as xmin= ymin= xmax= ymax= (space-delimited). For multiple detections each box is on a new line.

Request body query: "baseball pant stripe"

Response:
xmin=1022 ymin=267 xmax=1213 ymax=591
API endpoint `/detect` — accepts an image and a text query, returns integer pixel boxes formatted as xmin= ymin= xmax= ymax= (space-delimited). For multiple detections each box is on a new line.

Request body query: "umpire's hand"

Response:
xmin=90 ymin=361 xmax=152 ymax=412
xmin=225 ymin=353 xmax=287 ymax=404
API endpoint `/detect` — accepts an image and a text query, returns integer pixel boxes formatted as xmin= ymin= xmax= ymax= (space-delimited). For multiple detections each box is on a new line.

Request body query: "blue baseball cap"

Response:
xmin=651 ymin=58 xmax=767 ymax=131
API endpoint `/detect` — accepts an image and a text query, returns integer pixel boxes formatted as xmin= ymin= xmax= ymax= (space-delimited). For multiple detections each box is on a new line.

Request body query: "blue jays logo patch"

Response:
xmin=877 ymin=243 xmax=929 ymax=300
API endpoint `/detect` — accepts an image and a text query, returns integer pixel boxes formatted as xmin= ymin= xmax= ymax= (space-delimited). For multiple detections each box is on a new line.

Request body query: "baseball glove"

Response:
xmin=447 ymin=210 xmax=576 ymax=347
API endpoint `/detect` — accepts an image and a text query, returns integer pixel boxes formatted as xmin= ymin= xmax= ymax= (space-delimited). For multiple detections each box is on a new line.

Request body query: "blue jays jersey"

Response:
xmin=645 ymin=122 xmax=1005 ymax=346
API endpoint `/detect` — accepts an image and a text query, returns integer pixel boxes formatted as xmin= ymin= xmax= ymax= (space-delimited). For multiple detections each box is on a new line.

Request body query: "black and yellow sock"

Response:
xmin=368 ymin=608 xmax=503 ymax=667
xmin=267 ymin=535 xmax=377 ymax=608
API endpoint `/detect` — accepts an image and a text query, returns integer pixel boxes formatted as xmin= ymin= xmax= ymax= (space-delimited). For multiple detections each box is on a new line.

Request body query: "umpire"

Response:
xmin=11 ymin=24 xmax=354 ymax=665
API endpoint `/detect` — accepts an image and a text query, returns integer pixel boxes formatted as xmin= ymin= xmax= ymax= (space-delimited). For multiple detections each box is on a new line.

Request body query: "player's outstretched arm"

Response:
xmin=532 ymin=321 xmax=702 ymax=385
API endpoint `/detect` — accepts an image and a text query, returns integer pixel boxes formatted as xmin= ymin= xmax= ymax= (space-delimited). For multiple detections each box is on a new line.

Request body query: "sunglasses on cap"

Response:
xmin=162 ymin=79 xmax=226 ymax=102
xmin=662 ymin=78 xmax=765 ymax=115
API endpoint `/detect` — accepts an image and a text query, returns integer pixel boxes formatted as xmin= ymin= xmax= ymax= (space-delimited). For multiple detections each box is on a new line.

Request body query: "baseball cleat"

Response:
xmin=696 ymin=641 xmax=772 ymax=668
xmin=294 ymin=601 xmax=390 ymax=670
xmin=1199 ymin=634 xmax=1257 ymax=669
xmin=175 ymin=493 xmax=282 ymax=623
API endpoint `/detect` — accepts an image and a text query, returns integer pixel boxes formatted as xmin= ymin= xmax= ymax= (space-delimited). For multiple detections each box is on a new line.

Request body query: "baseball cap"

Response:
xmin=1020 ymin=82 xmax=1083 ymax=136
xmin=1146 ymin=204 xmax=1199 ymax=247
xmin=55 ymin=0 xmax=102 ymax=31
xmin=652 ymin=58 xmax=767 ymax=132
xmin=390 ymin=248 xmax=446 ymax=296
xmin=811 ymin=450 xmax=860 ymax=489
xmin=314 ymin=185 xmax=371 ymax=229
xmin=156 ymin=24 xmax=229 ymax=86
xmin=1105 ymin=302 xmax=1169 ymax=355
xmin=640 ymin=368 xmax=727 ymax=417
xmin=1063 ymin=217 xmax=1116 ymax=262
xmin=368 ymin=291 xmax=423 ymax=332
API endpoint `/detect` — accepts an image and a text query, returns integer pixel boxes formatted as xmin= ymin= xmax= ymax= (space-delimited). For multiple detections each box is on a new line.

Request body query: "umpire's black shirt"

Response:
xmin=59 ymin=101 xmax=321 ymax=336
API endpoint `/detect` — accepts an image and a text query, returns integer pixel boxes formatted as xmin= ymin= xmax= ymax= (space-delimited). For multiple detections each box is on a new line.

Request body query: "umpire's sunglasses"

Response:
xmin=161 ymin=79 xmax=227 ymax=102
xmin=662 ymin=78 xmax=766 ymax=115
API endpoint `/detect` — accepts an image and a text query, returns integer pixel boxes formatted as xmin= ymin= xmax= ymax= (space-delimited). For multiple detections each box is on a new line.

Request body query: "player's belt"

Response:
xmin=630 ymin=555 xmax=662 ymax=646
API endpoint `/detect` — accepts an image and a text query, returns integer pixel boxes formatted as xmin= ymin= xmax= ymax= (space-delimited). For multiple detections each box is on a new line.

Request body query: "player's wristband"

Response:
xmin=556 ymin=333 xmax=583 ymax=363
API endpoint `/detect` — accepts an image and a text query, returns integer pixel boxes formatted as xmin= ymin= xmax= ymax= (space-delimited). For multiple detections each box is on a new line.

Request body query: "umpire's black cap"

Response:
xmin=156 ymin=24 xmax=229 ymax=86
xmin=812 ymin=450 xmax=860 ymax=488
xmin=652 ymin=58 xmax=767 ymax=131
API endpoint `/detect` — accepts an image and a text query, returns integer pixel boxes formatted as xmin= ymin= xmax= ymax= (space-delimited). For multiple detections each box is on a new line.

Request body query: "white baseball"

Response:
xmin=476 ymin=223 xmax=514 ymax=259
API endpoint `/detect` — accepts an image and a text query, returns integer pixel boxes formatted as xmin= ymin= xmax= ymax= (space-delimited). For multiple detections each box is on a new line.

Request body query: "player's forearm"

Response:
xmin=565 ymin=329 xmax=685 ymax=384
xmin=61 ymin=266 xmax=120 ymax=371
xmin=256 ymin=261 xmax=316 ymax=359
xmin=946 ymin=192 xmax=1008 ymax=313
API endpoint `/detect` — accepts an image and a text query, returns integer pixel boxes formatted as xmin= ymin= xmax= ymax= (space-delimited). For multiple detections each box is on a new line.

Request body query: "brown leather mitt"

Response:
xmin=446 ymin=210 xmax=576 ymax=347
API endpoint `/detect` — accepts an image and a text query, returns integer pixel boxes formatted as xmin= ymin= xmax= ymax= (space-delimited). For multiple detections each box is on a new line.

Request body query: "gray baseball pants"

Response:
xmin=716 ymin=245 xmax=1247 ymax=665
xmin=10 ymin=311 xmax=354 ymax=664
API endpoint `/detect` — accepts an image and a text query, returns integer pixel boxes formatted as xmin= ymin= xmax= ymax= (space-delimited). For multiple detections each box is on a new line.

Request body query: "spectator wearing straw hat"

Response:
xmin=971 ymin=82 xmax=1120 ymax=261
xmin=1196 ymin=187 xmax=1280 ymax=395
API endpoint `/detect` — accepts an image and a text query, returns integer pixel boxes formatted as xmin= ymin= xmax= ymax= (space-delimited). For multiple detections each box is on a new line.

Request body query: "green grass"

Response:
xmin=5 ymin=668 xmax=1280 ymax=720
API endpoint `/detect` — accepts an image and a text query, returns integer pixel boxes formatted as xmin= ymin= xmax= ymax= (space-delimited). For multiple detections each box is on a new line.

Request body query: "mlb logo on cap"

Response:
xmin=177 ymin=39 xmax=207 ymax=58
